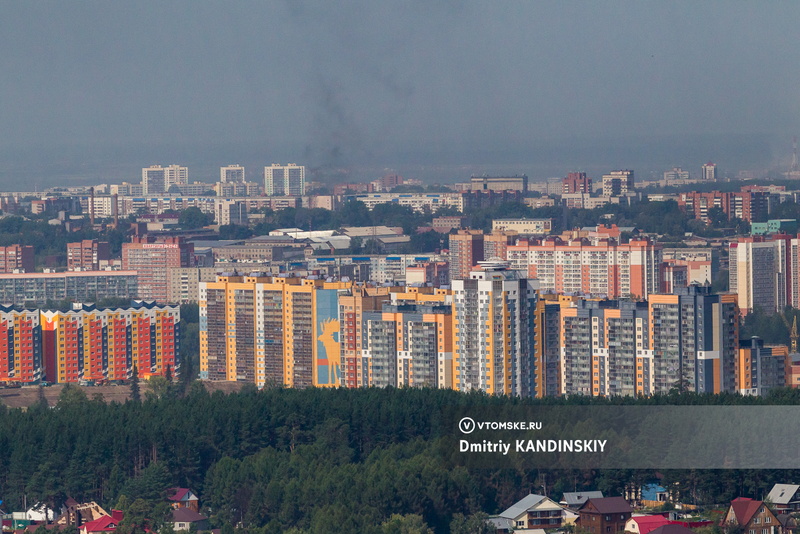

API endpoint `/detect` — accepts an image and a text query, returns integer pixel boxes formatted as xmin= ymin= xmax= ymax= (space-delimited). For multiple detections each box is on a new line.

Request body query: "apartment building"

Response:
xmin=67 ymin=240 xmax=110 ymax=271
xmin=507 ymin=237 xmax=662 ymax=299
xmin=199 ymin=274 xmax=351 ymax=388
xmin=122 ymin=236 xmax=195 ymax=303
xmin=361 ymin=288 xmax=453 ymax=389
xmin=0 ymin=271 xmax=138 ymax=306
xmin=452 ymin=261 xmax=538 ymax=396
xmin=0 ymin=245 xmax=35 ymax=273
xmin=41 ymin=302 xmax=180 ymax=383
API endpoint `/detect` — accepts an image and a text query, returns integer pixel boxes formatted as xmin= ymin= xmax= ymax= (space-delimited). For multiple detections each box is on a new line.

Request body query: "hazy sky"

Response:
xmin=1 ymin=1 xmax=799 ymax=184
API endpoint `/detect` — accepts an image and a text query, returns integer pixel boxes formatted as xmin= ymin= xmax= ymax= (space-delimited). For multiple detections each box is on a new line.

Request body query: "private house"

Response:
xmin=79 ymin=511 xmax=123 ymax=534
xmin=767 ymin=485 xmax=800 ymax=513
xmin=626 ymin=515 xmax=671 ymax=534
xmin=166 ymin=488 xmax=199 ymax=512
xmin=486 ymin=494 xmax=574 ymax=532
xmin=723 ymin=498 xmax=781 ymax=534
xmin=579 ymin=497 xmax=633 ymax=534
xmin=171 ymin=508 xmax=210 ymax=532
xmin=562 ymin=491 xmax=604 ymax=511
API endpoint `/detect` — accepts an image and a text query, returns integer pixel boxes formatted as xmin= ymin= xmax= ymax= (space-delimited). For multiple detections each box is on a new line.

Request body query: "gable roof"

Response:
xmin=171 ymin=508 xmax=207 ymax=523
xmin=730 ymin=498 xmax=763 ymax=526
xmin=767 ymin=484 xmax=800 ymax=505
xmin=81 ymin=515 xmax=118 ymax=533
xmin=499 ymin=494 xmax=547 ymax=519
xmin=166 ymin=488 xmax=196 ymax=502
xmin=562 ymin=491 xmax=604 ymax=506
xmin=582 ymin=497 xmax=633 ymax=514
xmin=629 ymin=515 xmax=670 ymax=534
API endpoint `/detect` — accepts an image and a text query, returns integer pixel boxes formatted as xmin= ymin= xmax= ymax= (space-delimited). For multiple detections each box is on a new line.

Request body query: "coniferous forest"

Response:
xmin=2 ymin=386 xmax=800 ymax=534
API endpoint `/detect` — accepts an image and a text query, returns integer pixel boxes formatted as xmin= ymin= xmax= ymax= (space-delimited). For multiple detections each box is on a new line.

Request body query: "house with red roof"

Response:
xmin=79 ymin=511 xmax=123 ymax=534
xmin=166 ymin=488 xmax=199 ymax=513
xmin=626 ymin=515 xmax=671 ymax=534
xmin=723 ymin=498 xmax=782 ymax=534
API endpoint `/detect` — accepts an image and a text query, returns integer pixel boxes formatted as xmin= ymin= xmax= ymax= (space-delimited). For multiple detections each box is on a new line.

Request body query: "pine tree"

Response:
xmin=130 ymin=363 xmax=141 ymax=403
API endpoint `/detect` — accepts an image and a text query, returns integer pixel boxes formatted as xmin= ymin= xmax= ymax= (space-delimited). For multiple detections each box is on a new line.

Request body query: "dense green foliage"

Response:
xmin=3 ymin=387 xmax=800 ymax=533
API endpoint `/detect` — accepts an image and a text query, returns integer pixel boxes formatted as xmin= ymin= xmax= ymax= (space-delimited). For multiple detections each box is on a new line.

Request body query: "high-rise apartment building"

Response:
xmin=142 ymin=165 xmax=188 ymax=194
xmin=0 ymin=302 xmax=178 ymax=385
xmin=0 ymin=308 xmax=42 ymax=384
xmin=448 ymin=229 xmax=484 ymax=280
xmin=452 ymin=262 xmax=538 ymax=396
xmin=41 ymin=302 xmax=179 ymax=384
xmin=729 ymin=236 xmax=787 ymax=315
xmin=562 ymin=172 xmax=592 ymax=194
xmin=602 ymin=170 xmax=635 ymax=196
xmin=338 ymin=287 xmax=392 ymax=388
xmin=646 ymin=287 xmax=739 ymax=395
xmin=702 ymin=162 xmax=718 ymax=181
xmin=737 ymin=338 xmax=788 ymax=396
xmin=559 ymin=300 xmax=650 ymax=397
xmin=0 ymin=245 xmax=34 ymax=273
xmin=220 ymin=164 xmax=245 ymax=183
xmin=555 ymin=286 xmax=739 ymax=396
xmin=67 ymin=240 xmax=110 ymax=271
xmin=507 ymin=237 xmax=662 ymax=299
xmin=361 ymin=288 xmax=453 ymax=389
xmin=199 ymin=274 xmax=350 ymax=388
xmin=483 ymin=231 xmax=518 ymax=261
xmin=264 ymin=163 xmax=305 ymax=196
xmin=122 ymin=236 xmax=195 ymax=303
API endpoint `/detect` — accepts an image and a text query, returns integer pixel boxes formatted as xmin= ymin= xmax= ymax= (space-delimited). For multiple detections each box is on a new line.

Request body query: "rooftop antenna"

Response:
xmin=792 ymin=136 xmax=799 ymax=173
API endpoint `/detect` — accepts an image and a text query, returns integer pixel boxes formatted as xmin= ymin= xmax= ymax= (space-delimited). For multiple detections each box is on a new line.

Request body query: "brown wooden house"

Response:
xmin=578 ymin=497 xmax=633 ymax=534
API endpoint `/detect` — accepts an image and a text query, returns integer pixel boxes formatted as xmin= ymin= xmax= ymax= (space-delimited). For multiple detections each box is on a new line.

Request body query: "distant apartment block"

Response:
xmin=122 ymin=236 xmax=195 ymax=303
xmin=167 ymin=267 xmax=220 ymax=304
xmin=469 ymin=175 xmax=528 ymax=192
xmin=507 ymin=236 xmax=662 ymax=299
xmin=678 ymin=190 xmax=768 ymax=223
xmin=220 ymin=164 xmax=245 ymax=183
xmin=492 ymin=218 xmax=552 ymax=235
xmin=729 ymin=236 xmax=786 ymax=315
xmin=448 ymin=229 xmax=484 ymax=280
xmin=142 ymin=165 xmax=188 ymax=194
xmin=562 ymin=172 xmax=592 ymax=194
xmin=0 ymin=271 xmax=137 ymax=306
xmin=663 ymin=167 xmax=690 ymax=182
xmin=264 ymin=163 xmax=305 ymax=196
xmin=602 ymin=170 xmax=635 ymax=196
xmin=67 ymin=240 xmax=110 ymax=271
xmin=483 ymin=231 xmax=518 ymax=262
xmin=0 ymin=245 xmax=34 ymax=273
xmin=702 ymin=162 xmax=718 ymax=181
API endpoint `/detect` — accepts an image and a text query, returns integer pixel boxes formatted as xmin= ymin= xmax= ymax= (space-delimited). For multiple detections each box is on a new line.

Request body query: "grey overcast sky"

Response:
xmin=1 ymin=0 xmax=799 ymax=185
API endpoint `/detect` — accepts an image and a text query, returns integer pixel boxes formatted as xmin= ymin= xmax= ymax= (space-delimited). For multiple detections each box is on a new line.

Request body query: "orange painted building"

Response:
xmin=41 ymin=302 xmax=180 ymax=384
xmin=0 ymin=308 xmax=42 ymax=384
